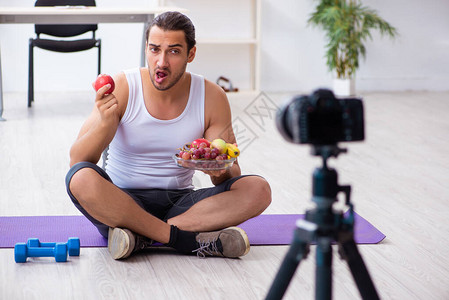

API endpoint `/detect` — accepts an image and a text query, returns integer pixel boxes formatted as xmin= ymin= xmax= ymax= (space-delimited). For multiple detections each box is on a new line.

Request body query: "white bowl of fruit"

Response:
xmin=173 ymin=138 xmax=240 ymax=171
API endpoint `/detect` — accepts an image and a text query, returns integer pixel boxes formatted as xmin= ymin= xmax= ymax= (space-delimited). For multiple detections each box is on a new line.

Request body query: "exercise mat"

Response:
xmin=0 ymin=212 xmax=385 ymax=248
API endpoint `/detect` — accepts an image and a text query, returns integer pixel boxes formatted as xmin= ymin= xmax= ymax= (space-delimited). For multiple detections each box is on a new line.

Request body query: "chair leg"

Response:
xmin=28 ymin=39 xmax=34 ymax=107
xmin=97 ymin=39 xmax=101 ymax=75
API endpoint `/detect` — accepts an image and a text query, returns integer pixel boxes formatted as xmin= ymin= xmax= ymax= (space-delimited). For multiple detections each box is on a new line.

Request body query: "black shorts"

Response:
xmin=66 ymin=161 xmax=255 ymax=237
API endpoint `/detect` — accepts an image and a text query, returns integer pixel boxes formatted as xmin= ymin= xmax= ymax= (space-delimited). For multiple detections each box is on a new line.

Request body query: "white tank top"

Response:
xmin=105 ymin=68 xmax=205 ymax=189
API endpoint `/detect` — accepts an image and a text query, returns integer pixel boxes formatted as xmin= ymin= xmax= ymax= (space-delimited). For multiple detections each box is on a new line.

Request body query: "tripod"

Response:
xmin=265 ymin=145 xmax=380 ymax=300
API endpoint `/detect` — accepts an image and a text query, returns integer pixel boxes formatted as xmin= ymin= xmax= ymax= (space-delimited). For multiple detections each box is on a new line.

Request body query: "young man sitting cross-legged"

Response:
xmin=66 ymin=11 xmax=271 ymax=259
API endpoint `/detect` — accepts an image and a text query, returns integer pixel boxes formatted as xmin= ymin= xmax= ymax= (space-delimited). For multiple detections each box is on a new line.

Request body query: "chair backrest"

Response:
xmin=35 ymin=0 xmax=98 ymax=37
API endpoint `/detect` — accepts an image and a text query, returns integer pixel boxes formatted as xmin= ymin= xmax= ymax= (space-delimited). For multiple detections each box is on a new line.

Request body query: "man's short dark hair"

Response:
xmin=146 ymin=11 xmax=196 ymax=52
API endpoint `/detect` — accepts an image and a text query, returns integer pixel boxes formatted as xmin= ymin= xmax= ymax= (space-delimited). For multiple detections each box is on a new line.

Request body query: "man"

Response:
xmin=66 ymin=11 xmax=271 ymax=260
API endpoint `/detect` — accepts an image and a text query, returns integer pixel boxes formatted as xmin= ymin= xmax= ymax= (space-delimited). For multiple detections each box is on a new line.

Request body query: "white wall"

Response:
xmin=1 ymin=0 xmax=448 ymax=93
xmin=357 ymin=0 xmax=449 ymax=92
xmin=260 ymin=0 xmax=449 ymax=93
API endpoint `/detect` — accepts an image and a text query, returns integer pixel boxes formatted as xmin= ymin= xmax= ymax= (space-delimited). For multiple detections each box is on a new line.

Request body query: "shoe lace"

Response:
xmin=192 ymin=239 xmax=221 ymax=258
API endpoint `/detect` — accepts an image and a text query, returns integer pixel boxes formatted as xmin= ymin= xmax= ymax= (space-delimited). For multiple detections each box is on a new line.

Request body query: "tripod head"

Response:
xmin=311 ymin=144 xmax=347 ymax=169
xmin=310 ymin=144 xmax=351 ymax=206
xmin=305 ymin=144 xmax=353 ymax=233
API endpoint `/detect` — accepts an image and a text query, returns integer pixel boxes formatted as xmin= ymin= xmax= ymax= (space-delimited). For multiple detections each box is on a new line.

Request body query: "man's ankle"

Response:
xmin=165 ymin=225 xmax=198 ymax=254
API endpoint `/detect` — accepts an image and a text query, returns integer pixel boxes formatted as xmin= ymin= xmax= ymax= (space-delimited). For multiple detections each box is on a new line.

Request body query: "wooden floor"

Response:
xmin=1 ymin=90 xmax=448 ymax=299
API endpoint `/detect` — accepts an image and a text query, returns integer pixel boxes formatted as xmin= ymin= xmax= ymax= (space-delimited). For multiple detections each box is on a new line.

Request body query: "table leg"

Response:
xmin=0 ymin=46 xmax=6 ymax=121
xmin=141 ymin=23 xmax=147 ymax=67
xmin=141 ymin=14 xmax=154 ymax=67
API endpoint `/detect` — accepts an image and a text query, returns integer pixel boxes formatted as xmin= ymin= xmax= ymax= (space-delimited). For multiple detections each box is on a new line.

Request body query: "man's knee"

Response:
xmin=251 ymin=176 xmax=272 ymax=208
xmin=68 ymin=167 xmax=102 ymax=201
xmin=234 ymin=176 xmax=272 ymax=212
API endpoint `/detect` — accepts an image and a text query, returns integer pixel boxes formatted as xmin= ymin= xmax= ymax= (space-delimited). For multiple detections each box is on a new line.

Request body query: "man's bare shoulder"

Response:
xmin=112 ymin=71 xmax=128 ymax=94
xmin=112 ymin=71 xmax=129 ymax=118
xmin=204 ymin=78 xmax=228 ymax=105
xmin=203 ymin=78 xmax=233 ymax=138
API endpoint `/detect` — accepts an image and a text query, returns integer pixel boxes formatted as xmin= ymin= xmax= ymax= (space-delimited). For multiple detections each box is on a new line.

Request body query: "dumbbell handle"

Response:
xmin=27 ymin=237 xmax=80 ymax=256
xmin=27 ymin=245 xmax=65 ymax=257
xmin=39 ymin=242 xmax=59 ymax=247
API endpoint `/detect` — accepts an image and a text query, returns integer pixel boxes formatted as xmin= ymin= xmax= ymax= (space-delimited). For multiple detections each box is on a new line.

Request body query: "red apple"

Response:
xmin=94 ymin=74 xmax=115 ymax=95
xmin=191 ymin=138 xmax=210 ymax=149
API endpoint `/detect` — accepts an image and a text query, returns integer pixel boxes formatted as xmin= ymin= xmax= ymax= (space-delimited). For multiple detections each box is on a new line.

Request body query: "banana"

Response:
xmin=226 ymin=143 xmax=240 ymax=158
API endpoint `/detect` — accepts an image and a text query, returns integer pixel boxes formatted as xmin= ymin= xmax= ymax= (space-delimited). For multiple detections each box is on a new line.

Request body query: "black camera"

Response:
xmin=276 ymin=89 xmax=365 ymax=145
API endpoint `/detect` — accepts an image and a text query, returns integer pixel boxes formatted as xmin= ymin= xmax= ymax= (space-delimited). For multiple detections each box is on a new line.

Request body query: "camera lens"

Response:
xmin=276 ymin=96 xmax=305 ymax=143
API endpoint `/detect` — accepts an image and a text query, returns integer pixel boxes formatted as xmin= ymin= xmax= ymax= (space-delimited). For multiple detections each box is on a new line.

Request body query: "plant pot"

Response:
xmin=333 ymin=78 xmax=355 ymax=97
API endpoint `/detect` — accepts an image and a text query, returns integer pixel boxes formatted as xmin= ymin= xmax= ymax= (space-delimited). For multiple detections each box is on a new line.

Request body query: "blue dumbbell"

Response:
xmin=14 ymin=242 xmax=68 ymax=263
xmin=27 ymin=237 xmax=80 ymax=256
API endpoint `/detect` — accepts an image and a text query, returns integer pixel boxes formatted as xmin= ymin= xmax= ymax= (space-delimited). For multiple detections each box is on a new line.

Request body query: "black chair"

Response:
xmin=28 ymin=0 xmax=101 ymax=107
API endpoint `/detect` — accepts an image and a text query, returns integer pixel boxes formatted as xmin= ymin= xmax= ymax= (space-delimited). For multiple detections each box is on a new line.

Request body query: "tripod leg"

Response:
xmin=338 ymin=236 xmax=380 ymax=300
xmin=316 ymin=237 xmax=333 ymax=300
xmin=265 ymin=230 xmax=310 ymax=300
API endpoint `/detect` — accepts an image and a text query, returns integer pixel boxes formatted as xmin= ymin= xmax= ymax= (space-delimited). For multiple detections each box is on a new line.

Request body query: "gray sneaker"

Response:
xmin=193 ymin=227 xmax=250 ymax=258
xmin=108 ymin=227 xmax=154 ymax=260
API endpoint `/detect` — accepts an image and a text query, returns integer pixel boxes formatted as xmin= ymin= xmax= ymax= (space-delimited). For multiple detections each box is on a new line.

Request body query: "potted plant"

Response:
xmin=308 ymin=0 xmax=398 ymax=96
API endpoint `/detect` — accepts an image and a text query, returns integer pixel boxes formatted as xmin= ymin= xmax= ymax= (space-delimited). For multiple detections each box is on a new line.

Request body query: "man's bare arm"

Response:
xmin=203 ymin=80 xmax=241 ymax=185
xmin=69 ymin=73 xmax=128 ymax=166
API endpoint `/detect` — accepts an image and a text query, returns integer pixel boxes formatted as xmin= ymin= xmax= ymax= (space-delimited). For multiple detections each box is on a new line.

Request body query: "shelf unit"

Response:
xmin=158 ymin=0 xmax=261 ymax=93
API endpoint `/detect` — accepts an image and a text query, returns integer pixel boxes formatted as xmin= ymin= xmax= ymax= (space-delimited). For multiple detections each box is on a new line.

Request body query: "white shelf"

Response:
xmin=197 ymin=38 xmax=258 ymax=45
